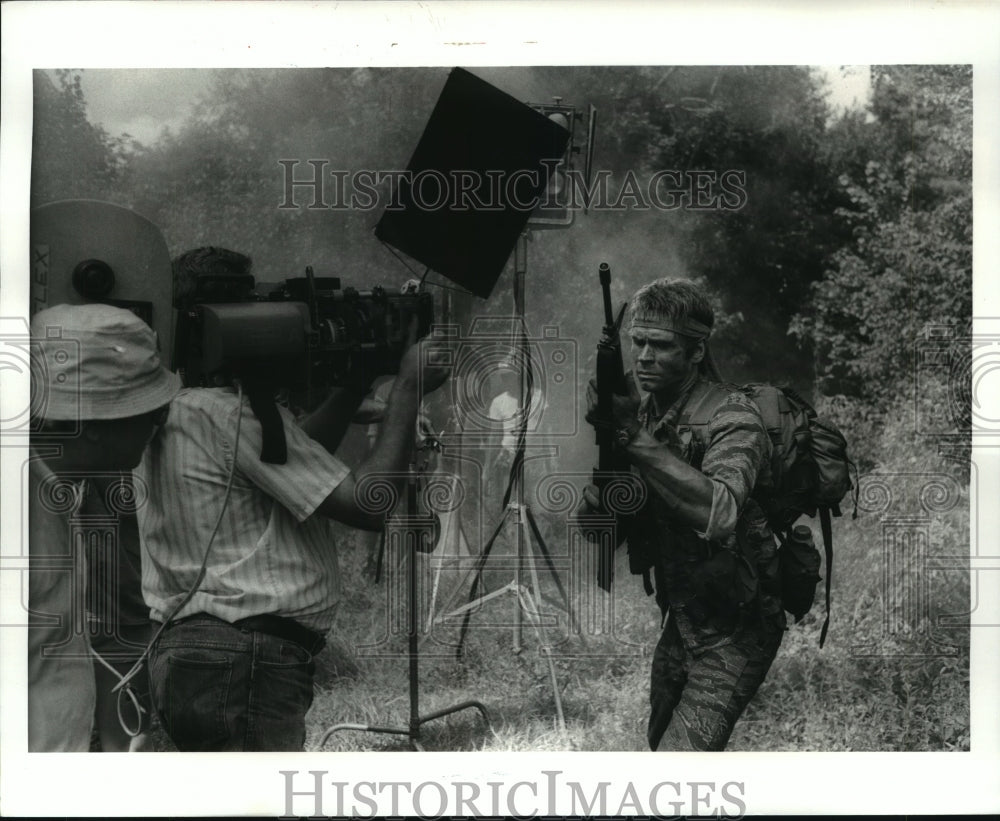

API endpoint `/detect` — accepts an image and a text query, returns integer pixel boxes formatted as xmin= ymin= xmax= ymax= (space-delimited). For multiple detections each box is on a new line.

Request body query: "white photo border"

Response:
xmin=1 ymin=1 xmax=998 ymax=816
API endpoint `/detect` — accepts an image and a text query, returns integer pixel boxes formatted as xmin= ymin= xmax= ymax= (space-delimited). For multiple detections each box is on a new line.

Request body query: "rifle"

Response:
xmin=592 ymin=262 xmax=632 ymax=590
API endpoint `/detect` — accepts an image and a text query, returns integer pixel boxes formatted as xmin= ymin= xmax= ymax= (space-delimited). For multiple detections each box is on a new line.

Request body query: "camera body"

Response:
xmin=177 ymin=271 xmax=434 ymax=400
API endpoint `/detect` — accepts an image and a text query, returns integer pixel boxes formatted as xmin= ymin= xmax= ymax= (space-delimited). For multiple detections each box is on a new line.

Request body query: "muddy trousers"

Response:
xmin=648 ymin=614 xmax=782 ymax=751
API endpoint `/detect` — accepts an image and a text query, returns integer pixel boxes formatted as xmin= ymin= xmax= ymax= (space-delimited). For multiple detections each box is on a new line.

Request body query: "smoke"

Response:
xmin=36 ymin=64 xmax=806 ymax=479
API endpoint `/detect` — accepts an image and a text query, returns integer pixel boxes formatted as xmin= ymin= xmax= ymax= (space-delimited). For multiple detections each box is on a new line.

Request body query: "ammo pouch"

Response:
xmin=777 ymin=524 xmax=822 ymax=623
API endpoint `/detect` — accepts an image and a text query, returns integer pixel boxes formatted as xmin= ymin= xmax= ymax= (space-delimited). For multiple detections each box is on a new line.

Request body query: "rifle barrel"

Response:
xmin=599 ymin=262 xmax=614 ymax=327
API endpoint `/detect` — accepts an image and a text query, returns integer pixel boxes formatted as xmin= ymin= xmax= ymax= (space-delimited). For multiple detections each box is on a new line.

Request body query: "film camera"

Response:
xmin=175 ymin=265 xmax=434 ymax=465
xmin=177 ymin=266 xmax=434 ymax=402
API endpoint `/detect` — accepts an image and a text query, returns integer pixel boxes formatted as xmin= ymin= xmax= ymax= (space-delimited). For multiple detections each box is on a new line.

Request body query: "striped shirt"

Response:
xmin=135 ymin=388 xmax=350 ymax=631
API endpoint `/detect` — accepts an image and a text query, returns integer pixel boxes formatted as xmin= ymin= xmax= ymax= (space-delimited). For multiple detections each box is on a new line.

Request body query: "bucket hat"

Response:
xmin=32 ymin=303 xmax=181 ymax=421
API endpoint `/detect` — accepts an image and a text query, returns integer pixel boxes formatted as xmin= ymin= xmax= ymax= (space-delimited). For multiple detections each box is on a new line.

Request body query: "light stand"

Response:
xmin=319 ymin=444 xmax=490 ymax=751
xmin=420 ymin=293 xmax=479 ymax=635
xmin=433 ymin=232 xmax=576 ymax=731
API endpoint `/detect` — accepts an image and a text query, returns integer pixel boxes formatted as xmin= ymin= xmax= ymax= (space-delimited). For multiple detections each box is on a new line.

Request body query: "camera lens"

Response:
xmin=72 ymin=259 xmax=116 ymax=299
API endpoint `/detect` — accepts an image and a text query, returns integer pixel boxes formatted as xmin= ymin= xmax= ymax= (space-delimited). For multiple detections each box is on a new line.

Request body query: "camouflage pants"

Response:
xmin=648 ymin=613 xmax=782 ymax=751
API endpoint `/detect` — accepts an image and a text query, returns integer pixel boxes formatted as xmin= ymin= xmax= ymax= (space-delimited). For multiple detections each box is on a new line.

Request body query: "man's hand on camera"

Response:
xmin=398 ymin=318 xmax=451 ymax=396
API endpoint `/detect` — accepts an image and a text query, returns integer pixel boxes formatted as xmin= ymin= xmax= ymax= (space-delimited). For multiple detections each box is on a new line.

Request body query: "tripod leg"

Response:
xmin=434 ymin=504 xmax=506 ymax=621
xmin=374 ymin=527 xmax=387 ymax=585
xmin=525 ymin=505 xmax=580 ymax=636
xmin=514 ymin=506 xmax=524 ymax=653
xmin=426 ymin=509 xmax=450 ymax=633
xmin=455 ymin=505 xmax=512 ymax=659
xmin=515 ymin=586 xmax=567 ymax=733
xmin=520 ymin=510 xmax=549 ymax=634
xmin=424 ymin=471 xmax=464 ymax=632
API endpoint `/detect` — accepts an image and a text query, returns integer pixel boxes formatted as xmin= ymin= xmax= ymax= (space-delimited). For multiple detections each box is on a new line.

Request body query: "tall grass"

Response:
xmin=301 ymin=387 xmax=969 ymax=753
xmin=145 ymin=388 xmax=969 ymax=753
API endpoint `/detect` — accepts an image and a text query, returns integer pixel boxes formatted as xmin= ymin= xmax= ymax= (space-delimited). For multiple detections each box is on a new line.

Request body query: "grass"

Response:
xmin=305 ymin=540 xmax=659 ymax=753
xmin=300 ymin=392 xmax=971 ymax=753
xmin=146 ymin=395 xmax=971 ymax=753
xmin=301 ymin=477 xmax=970 ymax=754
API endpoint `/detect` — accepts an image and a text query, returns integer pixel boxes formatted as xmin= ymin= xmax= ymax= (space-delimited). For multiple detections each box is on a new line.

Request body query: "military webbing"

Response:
xmin=818 ymin=505 xmax=834 ymax=648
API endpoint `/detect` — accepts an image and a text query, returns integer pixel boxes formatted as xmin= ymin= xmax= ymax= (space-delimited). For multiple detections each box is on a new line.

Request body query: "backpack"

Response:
xmin=679 ymin=381 xmax=857 ymax=647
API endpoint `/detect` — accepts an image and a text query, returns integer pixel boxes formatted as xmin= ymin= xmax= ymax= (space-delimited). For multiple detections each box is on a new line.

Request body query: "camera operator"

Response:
xmin=137 ymin=247 xmax=451 ymax=752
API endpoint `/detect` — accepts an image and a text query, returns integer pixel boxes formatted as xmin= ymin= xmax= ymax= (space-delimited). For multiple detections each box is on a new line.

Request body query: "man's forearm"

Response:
xmin=298 ymin=387 xmax=367 ymax=454
xmin=314 ymin=377 xmax=421 ymax=530
xmin=352 ymin=397 xmax=388 ymax=425
xmin=356 ymin=376 xmax=420 ymax=477
xmin=624 ymin=429 xmax=715 ymax=531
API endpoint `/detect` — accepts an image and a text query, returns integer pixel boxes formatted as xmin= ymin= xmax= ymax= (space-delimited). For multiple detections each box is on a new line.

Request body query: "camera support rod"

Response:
xmin=318 ymin=454 xmax=490 ymax=751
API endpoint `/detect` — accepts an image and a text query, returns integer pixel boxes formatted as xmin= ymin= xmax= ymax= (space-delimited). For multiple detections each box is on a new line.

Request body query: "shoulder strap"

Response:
xmin=819 ymin=506 xmax=833 ymax=648
xmin=246 ymin=387 xmax=288 ymax=465
xmin=678 ymin=381 xmax=734 ymax=428
xmin=746 ymin=383 xmax=787 ymax=433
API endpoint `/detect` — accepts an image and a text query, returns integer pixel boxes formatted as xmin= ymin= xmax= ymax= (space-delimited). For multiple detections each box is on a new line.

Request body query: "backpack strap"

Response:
xmin=678 ymin=380 xmax=735 ymax=428
xmin=818 ymin=505 xmax=834 ymax=648
xmin=746 ymin=383 xmax=786 ymax=434
xmin=682 ymin=381 xmax=787 ymax=432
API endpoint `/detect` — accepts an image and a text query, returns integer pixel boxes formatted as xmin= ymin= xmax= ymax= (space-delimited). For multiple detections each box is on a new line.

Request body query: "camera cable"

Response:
xmin=89 ymin=644 xmax=147 ymax=740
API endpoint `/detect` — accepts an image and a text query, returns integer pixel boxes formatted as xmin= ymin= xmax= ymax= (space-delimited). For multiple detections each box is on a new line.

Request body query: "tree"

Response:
xmin=791 ymin=66 xmax=972 ymax=414
xmin=31 ymin=70 xmax=133 ymax=208
xmin=120 ymin=67 xmax=446 ymax=282
xmin=525 ymin=67 xmax=842 ymax=388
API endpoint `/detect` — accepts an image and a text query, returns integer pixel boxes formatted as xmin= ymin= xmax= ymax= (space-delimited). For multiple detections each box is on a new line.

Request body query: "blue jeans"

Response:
xmin=148 ymin=615 xmax=316 ymax=751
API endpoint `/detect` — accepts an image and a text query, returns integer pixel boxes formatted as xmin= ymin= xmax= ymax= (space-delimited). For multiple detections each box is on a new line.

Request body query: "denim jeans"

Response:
xmin=148 ymin=615 xmax=316 ymax=751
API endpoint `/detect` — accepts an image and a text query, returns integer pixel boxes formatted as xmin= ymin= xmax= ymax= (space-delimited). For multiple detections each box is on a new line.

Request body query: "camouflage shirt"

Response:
xmin=629 ymin=377 xmax=785 ymax=652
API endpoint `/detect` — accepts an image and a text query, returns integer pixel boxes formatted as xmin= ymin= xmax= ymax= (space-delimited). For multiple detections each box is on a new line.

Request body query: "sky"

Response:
xmin=68 ymin=66 xmax=873 ymax=146
xmin=74 ymin=68 xmax=213 ymax=144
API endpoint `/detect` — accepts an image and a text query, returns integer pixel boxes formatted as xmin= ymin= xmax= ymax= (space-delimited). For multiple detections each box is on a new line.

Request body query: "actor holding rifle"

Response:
xmin=581 ymin=275 xmax=784 ymax=751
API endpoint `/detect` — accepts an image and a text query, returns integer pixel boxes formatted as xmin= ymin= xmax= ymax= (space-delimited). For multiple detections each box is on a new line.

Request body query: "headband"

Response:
xmin=630 ymin=313 xmax=712 ymax=340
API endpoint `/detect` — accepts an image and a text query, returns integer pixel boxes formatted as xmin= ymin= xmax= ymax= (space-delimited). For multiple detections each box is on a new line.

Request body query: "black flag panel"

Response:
xmin=375 ymin=68 xmax=570 ymax=299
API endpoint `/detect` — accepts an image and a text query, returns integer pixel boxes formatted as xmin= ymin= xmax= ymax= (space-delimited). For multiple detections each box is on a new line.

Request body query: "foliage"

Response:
xmin=119 ymin=68 xmax=445 ymax=283
xmin=526 ymin=66 xmax=844 ymax=387
xmin=790 ymin=66 xmax=972 ymax=415
xmin=38 ymin=66 xmax=971 ymax=754
xmin=30 ymin=71 xmax=136 ymax=209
